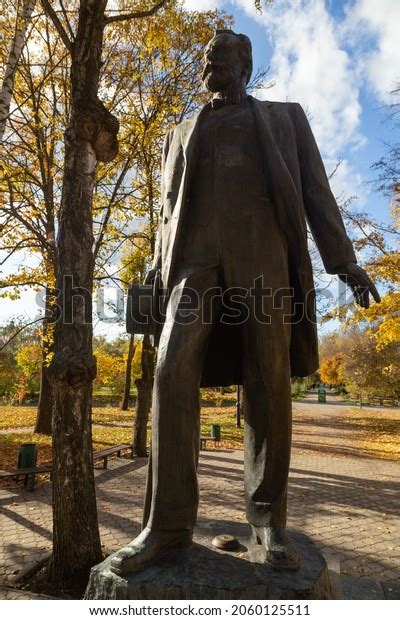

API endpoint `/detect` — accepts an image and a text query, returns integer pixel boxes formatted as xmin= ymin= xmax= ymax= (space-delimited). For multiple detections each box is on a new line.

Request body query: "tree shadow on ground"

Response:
xmin=293 ymin=414 xmax=399 ymax=434
xmin=198 ymin=460 xmax=400 ymax=519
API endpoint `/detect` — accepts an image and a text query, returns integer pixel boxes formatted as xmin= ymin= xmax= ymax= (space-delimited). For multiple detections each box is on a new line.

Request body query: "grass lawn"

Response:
xmin=0 ymin=405 xmax=243 ymax=470
xmin=0 ymin=402 xmax=398 ymax=473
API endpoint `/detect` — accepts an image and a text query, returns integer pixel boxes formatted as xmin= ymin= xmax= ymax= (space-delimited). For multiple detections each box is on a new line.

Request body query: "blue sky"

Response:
xmin=1 ymin=0 xmax=399 ymax=338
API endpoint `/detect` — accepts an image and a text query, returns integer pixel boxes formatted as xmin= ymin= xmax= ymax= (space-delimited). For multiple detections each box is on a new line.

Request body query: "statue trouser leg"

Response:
xmin=143 ymin=266 xmax=219 ymax=532
xmin=242 ymin=328 xmax=292 ymax=529
xmin=110 ymin=266 xmax=219 ymax=575
xmin=241 ymin=306 xmax=299 ymax=570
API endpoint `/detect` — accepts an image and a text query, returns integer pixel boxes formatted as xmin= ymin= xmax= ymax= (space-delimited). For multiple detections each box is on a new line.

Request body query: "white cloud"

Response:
xmin=324 ymin=158 xmax=367 ymax=206
xmin=235 ymin=0 xmax=364 ymax=159
xmin=183 ymin=0 xmax=223 ymax=10
xmin=343 ymin=0 xmax=400 ymax=103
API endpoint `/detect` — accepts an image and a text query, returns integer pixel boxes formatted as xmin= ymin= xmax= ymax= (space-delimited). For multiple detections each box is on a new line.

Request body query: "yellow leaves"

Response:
xmin=0 ymin=257 xmax=53 ymax=300
xmin=374 ymin=314 xmax=400 ymax=349
xmin=93 ymin=338 xmax=142 ymax=397
xmin=367 ymin=251 xmax=400 ymax=285
xmin=319 ymin=354 xmax=344 ymax=385
xmin=94 ymin=347 xmax=125 ymax=388
xmin=0 ymin=405 xmax=36 ymax=430
xmin=351 ymin=287 xmax=400 ymax=350
xmin=319 ymin=327 xmax=399 ymax=399
xmin=91 ymin=406 xmax=133 ymax=426
xmin=294 ymin=405 xmax=400 ymax=462
xmin=382 ymin=364 xmax=398 ymax=378
xmin=15 ymin=341 xmax=41 ymax=378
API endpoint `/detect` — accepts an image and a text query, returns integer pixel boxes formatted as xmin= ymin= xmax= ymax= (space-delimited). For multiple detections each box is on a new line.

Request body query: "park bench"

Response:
xmin=200 ymin=436 xmax=219 ymax=450
xmin=370 ymin=396 xmax=398 ymax=407
xmin=93 ymin=444 xmax=133 ymax=469
xmin=0 ymin=465 xmax=52 ymax=491
xmin=0 ymin=444 xmax=134 ymax=490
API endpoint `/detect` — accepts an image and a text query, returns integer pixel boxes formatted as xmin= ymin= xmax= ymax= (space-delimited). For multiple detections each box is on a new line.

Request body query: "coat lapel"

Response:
xmin=249 ymin=96 xmax=308 ymax=274
xmin=164 ymin=103 xmax=211 ymax=285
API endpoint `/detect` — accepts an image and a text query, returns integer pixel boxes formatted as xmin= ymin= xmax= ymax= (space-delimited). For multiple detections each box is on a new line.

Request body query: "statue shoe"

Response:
xmin=251 ymin=525 xmax=300 ymax=572
xmin=110 ymin=526 xmax=193 ymax=575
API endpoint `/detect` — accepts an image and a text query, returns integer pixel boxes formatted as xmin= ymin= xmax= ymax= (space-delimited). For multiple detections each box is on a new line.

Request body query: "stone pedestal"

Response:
xmin=85 ymin=530 xmax=335 ymax=600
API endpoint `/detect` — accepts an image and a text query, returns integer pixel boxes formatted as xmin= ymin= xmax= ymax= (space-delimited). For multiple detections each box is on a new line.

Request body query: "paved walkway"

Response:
xmin=1 ymin=452 xmax=399 ymax=586
xmin=1 ymin=396 xmax=399 ymax=597
xmin=0 ymin=586 xmax=53 ymax=599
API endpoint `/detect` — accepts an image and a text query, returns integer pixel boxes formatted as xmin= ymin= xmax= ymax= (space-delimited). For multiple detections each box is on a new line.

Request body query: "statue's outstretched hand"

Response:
xmin=336 ymin=262 xmax=381 ymax=309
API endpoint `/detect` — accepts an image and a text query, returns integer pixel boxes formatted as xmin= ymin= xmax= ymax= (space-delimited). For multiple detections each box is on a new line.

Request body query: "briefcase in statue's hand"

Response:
xmin=126 ymin=270 xmax=162 ymax=336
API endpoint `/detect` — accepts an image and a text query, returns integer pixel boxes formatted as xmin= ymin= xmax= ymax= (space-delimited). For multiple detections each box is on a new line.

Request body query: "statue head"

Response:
xmin=202 ymin=29 xmax=253 ymax=94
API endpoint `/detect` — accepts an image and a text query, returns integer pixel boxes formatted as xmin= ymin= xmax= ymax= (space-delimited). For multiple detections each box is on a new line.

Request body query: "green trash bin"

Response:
xmin=211 ymin=424 xmax=221 ymax=442
xmin=18 ymin=443 xmax=37 ymax=490
xmin=318 ymin=387 xmax=326 ymax=404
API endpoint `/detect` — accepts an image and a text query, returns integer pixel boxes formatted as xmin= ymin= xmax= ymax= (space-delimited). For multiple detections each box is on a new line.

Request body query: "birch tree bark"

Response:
xmin=0 ymin=0 xmax=36 ymax=144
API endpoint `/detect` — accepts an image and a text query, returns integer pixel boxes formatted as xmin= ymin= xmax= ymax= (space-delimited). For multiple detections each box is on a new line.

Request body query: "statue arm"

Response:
xmin=151 ymin=129 xmax=173 ymax=273
xmin=291 ymin=102 xmax=357 ymax=274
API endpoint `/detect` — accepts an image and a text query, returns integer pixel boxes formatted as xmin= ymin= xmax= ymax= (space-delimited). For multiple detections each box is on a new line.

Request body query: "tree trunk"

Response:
xmin=133 ymin=334 xmax=155 ymax=457
xmin=47 ymin=0 xmax=118 ymax=588
xmin=236 ymin=385 xmax=243 ymax=429
xmin=35 ymin=365 xmax=53 ymax=434
xmin=35 ymin=286 xmax=55 ymax=435
xmin=120 ymin=334 xmax=136 ymax=410
xmin=0 ymin=0 xmax=36 ymax=144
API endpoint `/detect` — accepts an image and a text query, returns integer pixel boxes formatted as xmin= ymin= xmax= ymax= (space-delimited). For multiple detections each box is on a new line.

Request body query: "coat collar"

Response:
xmin=248 ymin=95 xmax=275 ymax=108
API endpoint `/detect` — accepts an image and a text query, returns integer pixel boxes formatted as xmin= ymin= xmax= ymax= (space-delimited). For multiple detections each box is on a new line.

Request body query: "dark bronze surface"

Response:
xmin=117 ymin=29 xmax=379 ymax=578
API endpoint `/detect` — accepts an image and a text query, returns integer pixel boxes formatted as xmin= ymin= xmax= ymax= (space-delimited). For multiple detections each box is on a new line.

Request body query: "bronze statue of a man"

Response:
xmin=112 ymin=30 xmax=379 ymax=574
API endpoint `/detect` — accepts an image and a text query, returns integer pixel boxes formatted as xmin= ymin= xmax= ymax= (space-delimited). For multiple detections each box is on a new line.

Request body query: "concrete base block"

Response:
xmin=85 ymin=530 xmax=335 ymax=600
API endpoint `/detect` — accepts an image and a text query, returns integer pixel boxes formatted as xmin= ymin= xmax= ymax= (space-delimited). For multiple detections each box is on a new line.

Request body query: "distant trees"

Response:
xmin=14 ymin=340 xmax=42 ymax=403
xmin=319 ymin=329 xmax=399 ymax=400
xmin=0 ymin=318 xmax=40 ymax=402
xmin=93 ymin=336 xmax=141 ymax=400
xmin=320 ymin=83 xmax=399 ymax=400
xmin=319 ymin=353 xmax=344 ymax=386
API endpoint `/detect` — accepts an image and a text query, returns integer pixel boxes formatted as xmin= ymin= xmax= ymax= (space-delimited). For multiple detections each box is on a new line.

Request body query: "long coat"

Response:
xmin=152 ymin=96 xmax=356 ymax=384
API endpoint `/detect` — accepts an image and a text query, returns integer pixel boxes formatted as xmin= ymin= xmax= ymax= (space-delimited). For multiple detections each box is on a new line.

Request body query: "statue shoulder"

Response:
xmin=250 ymin=96 xmax=302 ymax=113
xmin=167 ymin=111 xmax=201 ymax=134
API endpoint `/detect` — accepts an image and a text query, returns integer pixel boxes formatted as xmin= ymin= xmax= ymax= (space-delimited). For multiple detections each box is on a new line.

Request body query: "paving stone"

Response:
xmin=0 ymin=586 xmax=53 ymax=600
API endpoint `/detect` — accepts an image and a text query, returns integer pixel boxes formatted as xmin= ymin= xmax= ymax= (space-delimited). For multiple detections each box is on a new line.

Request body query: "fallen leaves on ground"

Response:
xmin=292 ymin=406 xmax=400 ymax=461
xmin=0 ymin=406 xmax=36 ymax=430
xmin=0 ymin=432 xmax=52 ymax=471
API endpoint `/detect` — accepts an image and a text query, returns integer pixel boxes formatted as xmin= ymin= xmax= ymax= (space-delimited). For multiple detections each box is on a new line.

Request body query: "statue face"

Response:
xmin=202 ymin=34 xmax=243 ymax=93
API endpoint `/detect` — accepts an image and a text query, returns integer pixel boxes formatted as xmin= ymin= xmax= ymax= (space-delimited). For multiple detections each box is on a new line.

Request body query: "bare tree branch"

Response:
xmin=104 ymin=0 xmax=167 ymax=24
xmin=0 ymin=317 xmax=44 ymax=351
xmin=40 ymin=0 xmax=73 ymax=52
xmin=59 ymin=0 xmax=75 ymax=40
